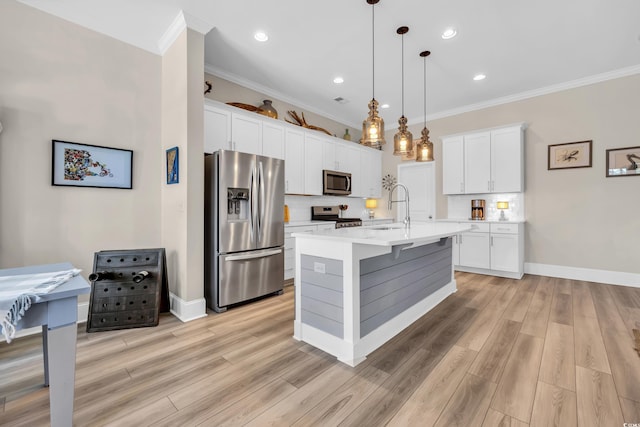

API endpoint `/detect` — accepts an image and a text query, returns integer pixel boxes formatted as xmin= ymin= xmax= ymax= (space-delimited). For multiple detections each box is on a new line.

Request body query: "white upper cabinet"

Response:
xmin=442 ymin=123 xmax=525 ymax=195
xmin=323 ymin=139 xmax=360 ymax=174
xmin=336 ymin=142 xmax=360 ymax=175
xmin=442 ymin=135 xmax=464 ymax=195
xmin=359 ymin=147 xmax=382 ymax=198
xmin=204 ymin=103 xmax=232 ymax=153
xmin=490 ymin=126 xmax=523 ymax=193
xmin=285 ymin=128 xmax=305 ymax=194
xmin=262 ymin=121 xmax=285 ymax=160
xmin=204 ymin=100 xmax=283 ymax=158
xmin=464 ymin=131 xmax=491 ymax=194
xmin=304 ymin=133 xmax=324 ymax=196
xmin=322 ymin=138 xmax=339 ymax=171
xmin=231 ymin=114 xmax=262 ymax=155
xmin=204 ymin=100 xmax=382 ymax=197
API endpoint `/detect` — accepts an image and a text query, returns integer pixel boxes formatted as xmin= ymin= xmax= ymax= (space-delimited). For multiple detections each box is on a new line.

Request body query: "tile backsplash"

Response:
xmin=285 ymin=195 xmax=368 ymax=221
xmin=447 ymin=193 xmax=525 ymax=221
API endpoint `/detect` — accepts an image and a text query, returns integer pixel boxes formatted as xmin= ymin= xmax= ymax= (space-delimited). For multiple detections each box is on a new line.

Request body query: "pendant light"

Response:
xmin=415 ymin=50 xmax=434 ymax=162
xmin=360 ymin=0 xmax=385 ymax=149
xmin=393 ymin=26 xmax=413 ymax=156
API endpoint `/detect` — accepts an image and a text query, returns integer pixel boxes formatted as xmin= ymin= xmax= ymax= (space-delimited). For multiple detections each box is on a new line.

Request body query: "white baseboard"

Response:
xmin=524 ymin=262 xmax=640 ymax=288
xmin=78 ymin=301 xmax=89 ymax=323
xmin=169 ymin=292 xmax=208 ymax=322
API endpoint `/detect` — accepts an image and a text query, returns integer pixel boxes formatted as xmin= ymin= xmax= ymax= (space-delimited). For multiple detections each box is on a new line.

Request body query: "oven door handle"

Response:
xmin=225 ymin=248 xmax=282 ymax=261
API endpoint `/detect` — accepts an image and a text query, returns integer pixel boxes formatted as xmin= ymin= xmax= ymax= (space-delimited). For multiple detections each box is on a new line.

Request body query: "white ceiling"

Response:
xmin=19 ymin=0 xmax=640 ymax=128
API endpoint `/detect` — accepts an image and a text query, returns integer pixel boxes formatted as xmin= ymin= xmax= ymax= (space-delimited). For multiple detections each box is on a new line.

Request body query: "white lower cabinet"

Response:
xmin=490 ymin=223 xmax=521 ymax=273
xmin=450 ymin=221 xmax=524 ymax=279
xmin=457 ymin=223 xmax=491 ymax=269
xmin=284 ymin=223 xmax=335 ymax=281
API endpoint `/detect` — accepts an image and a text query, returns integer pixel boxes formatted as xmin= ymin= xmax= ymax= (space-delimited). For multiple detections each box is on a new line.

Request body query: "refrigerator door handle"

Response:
xmin=225 ymin=248 xmax=282 ymax=261
xmin=249 ymin=166 xmax=255 ymax=242
xmin=258 ymin=161 xmax=265 ymax=241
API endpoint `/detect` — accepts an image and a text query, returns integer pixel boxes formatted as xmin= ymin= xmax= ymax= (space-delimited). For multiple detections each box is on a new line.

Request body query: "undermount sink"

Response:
xmin=371 ymin=226 xmax=403 ymax=231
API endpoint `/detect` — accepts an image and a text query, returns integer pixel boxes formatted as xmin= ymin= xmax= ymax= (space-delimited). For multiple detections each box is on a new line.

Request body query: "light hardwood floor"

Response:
xmin=1 ymin=272 xmax=640 ymax=426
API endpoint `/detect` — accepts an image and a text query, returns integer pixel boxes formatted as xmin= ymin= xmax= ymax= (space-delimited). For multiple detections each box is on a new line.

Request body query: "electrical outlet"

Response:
xmin=313 ymin=262 xmax=326 ymax=274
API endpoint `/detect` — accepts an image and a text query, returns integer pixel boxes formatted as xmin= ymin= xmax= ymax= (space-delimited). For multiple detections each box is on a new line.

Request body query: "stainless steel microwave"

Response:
xmin=323 ymin=170 xmax=351 ymax=195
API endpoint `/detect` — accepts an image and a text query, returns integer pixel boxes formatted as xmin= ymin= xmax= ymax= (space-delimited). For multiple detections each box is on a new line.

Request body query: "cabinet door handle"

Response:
xmin=459 ymin=235 xmax=462 ymax=244
xmin=491 ymin=180 xmax=495 ymax=191
xmin=488 ymin=181 xmax=491 ymax=191
xmin=490 ymin=236 xmax=494 ymax=246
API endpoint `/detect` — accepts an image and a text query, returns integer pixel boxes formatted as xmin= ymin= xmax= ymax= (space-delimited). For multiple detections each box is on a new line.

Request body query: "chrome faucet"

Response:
xmin=388 ymin=183 xmax=410 ymax=228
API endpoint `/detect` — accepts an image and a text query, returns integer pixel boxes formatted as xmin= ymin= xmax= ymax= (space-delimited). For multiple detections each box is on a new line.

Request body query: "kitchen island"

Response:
xmin=292 ymin=222 xmax=471 ymax=366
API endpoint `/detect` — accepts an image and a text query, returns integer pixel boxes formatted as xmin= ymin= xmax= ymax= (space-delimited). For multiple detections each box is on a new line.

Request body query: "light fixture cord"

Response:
xmin=401 ymin=32 xmax=405 ymax=116
xmin=372 ymin=3 xmax=375 ymax=99
xmin=423 ymin=55 xmax=427 ymax=127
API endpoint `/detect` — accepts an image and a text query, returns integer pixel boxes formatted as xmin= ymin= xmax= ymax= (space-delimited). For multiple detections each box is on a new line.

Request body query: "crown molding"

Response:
xmin=204 ymin=64 xmax=362 ymax=129
xmin=409 ymin=64 xmax=640 ymax=124
xmin=183 ymin=12 xmax=214 ymax=35
xmin=157 ymin=10 xmax=186 ymax=55
xmin=157 ymin=10 xmax=214 ymax=55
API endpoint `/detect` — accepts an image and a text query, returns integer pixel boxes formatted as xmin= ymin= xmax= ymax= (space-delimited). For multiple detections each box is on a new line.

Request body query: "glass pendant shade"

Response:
xmin=415 ymin=127 xmax=434 ymax=162
xmin=416 ymin=49 xmax=434 ymax=162
xmin=393 ymin=26 xmax=412 ymax=156
xmin=360 ymin=0 xmax=385 ymax=149
xmin=393 ymin=116 xmax=413 ymax=155
xmin=361 ymin=98 xmax=385 ymax=148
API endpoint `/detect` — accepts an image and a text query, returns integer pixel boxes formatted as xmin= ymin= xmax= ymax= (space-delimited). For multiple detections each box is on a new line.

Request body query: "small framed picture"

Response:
xmin=548 ymin=140 xmax=592 ymax=170
xmin=52 ymin=140 xmax=133 ymax=189
xmin=606 ymin=146 xmax=640 ymax=177
xmin=166 ymin=146 xmax=179 ymax=184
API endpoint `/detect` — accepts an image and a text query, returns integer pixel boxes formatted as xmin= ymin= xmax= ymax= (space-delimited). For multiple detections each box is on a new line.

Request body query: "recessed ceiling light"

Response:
xmin=333 ymin=77 xmax=344 ymax=84
xmin=473 ymin=74 xmax=486 ymax=81
xmin=381 ymin=103 xmax=390 ymax=109
xmin=442 ymin=27 xmax=457 ymax=39
xmin=254 ymin=32 xmax=268 ymax=42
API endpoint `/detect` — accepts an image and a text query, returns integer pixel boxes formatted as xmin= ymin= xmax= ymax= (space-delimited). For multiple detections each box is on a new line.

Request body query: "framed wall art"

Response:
xmin=606 ymin=145 xmax=640 ymax=177
xmin=548 ymin=140 xmax=592 ymax=170
xmin=166 ymin=146 xmax=179 ymax=184
xmin=52 ymin=140 xmax=133 ymax=189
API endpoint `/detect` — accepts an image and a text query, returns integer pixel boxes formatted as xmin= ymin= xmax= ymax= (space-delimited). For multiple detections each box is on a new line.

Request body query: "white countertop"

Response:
xmin=292 ymin=222 xmax=471 ymax=247
xmin=285 ymin=220 xmax=336 ymax=227
xmin=438 ymin=218 xmax=526 ymax=224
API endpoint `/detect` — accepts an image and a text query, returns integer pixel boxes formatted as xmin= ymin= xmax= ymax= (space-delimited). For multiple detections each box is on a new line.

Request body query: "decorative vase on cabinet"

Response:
xmin=343 ymin=129 xmax=351 ymax=141
xmin=257 ymin=100 xmax=278 ymax=119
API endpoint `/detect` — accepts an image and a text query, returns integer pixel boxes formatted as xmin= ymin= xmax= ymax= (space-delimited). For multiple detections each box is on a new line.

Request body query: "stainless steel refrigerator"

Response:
xmin=205 ymin=150 xmax=284 ymax=313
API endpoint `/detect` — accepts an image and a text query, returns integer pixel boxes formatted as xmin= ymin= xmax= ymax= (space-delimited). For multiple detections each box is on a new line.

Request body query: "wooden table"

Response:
xmin=0 ymin=262 xmax=90 ymax=427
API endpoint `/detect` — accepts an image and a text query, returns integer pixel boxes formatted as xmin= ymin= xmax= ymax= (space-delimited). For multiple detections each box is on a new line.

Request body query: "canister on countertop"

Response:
xmin=284 ymin=204 xmax=290 ymax=223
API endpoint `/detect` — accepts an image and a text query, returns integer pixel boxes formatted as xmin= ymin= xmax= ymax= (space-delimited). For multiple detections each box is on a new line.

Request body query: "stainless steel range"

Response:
xmin=311 ymin=206 xmax=362 ymax=228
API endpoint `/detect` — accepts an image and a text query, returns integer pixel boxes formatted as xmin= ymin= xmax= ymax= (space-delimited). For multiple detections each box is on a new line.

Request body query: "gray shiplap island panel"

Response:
xmin=359 ymin=238 xmax=453 ymax=337
xmin=292 ymin=222 xmax=469 ymax=367
xmin=300 ymin=255 xmax=344 ymax=338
